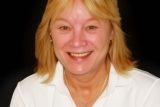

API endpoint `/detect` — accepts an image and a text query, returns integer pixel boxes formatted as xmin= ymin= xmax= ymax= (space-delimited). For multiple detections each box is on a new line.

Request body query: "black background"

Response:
xmin=1 ymin=0 xmax=160 ymax=107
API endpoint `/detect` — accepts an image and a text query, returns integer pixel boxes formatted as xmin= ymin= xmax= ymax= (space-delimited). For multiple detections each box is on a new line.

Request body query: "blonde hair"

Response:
xmin=35 ymin=0 xmax=136 ymax=82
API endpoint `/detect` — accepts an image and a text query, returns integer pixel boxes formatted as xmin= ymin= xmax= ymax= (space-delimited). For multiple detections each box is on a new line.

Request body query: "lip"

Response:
xmin=67 ymin=51 xmax=92 ymax=59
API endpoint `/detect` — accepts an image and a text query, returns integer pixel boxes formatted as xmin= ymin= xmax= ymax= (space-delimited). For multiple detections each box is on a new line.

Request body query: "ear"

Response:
xmin=49 ymin=32 xmax=53 ymax=42
xmin=109 ymin=30 xmax=114 ymax=41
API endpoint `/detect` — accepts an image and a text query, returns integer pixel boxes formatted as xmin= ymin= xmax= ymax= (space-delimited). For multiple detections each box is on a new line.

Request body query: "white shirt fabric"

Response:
xmin=10 ymin=62 xmax=160 ymax=107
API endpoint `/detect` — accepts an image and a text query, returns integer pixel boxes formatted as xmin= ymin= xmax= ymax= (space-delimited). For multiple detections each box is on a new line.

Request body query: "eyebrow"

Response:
xmin=54 ymin=17 xmax=100 ymax=23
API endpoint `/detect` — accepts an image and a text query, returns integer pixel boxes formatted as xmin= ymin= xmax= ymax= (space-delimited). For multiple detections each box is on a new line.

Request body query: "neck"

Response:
xmin=64 ymin=61 xmax=110 ymax=107
xmin=64 ymin=71 xmax=107 ymax=91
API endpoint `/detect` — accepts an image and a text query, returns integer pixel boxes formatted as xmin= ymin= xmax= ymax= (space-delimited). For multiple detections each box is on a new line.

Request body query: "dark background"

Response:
xmin=1 ymin=0 xmax=160 ymax=107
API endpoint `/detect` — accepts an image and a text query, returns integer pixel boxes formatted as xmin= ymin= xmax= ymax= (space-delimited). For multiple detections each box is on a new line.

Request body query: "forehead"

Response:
xmin=58 ymin=1 xmax=92 ymax=19
xmin=50 ymin=0 xmax=99 ymax=25
xmin=50 ymin=0 xmax=108 ymax=24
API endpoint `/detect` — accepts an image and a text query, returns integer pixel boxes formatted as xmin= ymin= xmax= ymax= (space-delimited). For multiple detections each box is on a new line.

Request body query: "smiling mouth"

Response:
xmin=68 ymin=51 xmax=92 ymax=58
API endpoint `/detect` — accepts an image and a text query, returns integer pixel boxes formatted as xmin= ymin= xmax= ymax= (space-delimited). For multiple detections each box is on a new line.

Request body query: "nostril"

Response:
xmin=69 ymin=39 xmax=87 ymax=47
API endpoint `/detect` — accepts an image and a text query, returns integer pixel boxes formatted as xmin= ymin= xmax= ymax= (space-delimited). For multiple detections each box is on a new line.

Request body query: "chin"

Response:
xmin=64 ymin=66 xmax=90 ymax=75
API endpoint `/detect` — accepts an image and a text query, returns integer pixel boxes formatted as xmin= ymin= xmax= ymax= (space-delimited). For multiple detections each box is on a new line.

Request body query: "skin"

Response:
xmin=50 ymin=0 xmax=113 ymax=106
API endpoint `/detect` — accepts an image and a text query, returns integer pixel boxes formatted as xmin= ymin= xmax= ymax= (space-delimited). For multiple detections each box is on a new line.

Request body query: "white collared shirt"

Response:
xmin=10 ymin=62 xmax=160 ymax=107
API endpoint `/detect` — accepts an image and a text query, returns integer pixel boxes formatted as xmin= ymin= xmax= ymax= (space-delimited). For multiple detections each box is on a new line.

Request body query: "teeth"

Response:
xmin=70 ymin=52 xmax=90 ymax=57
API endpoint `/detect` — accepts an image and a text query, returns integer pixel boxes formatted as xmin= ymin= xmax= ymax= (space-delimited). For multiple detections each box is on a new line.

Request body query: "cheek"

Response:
xmin=100 ymin=30 xmax=113 ymax=46
xmin=87 ymin=32 xmax=111 ymax=48
xmin=52 ymin=35 xmax=67 ymax=60
xmin=51 ymin=33 xmax=70 ymax=48
xmin=53 ymin=37 xmax=64 ymax=47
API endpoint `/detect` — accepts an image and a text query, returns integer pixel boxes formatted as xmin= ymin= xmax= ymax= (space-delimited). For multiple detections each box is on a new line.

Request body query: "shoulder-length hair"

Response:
xmin=35 ymin=0 xmax=136 ymax=82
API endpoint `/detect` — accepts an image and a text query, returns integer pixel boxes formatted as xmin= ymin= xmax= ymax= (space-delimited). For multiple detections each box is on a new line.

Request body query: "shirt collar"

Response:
xmin=109 ymin=65 xmax=131 ymax=87
xmin=49 ymin=62 xmax=131 ymax=94
xmin=49 ymin=62 xmax=68 ymax=95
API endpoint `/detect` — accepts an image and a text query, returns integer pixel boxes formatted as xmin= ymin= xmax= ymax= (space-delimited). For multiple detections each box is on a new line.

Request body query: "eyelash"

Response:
xmin=58 ymin=26 xmax=70 ymax=30
xmin=57 ymin=25 xmax=98 ymax=31
xmin=86 ymin=26 xmax=98 ymax=31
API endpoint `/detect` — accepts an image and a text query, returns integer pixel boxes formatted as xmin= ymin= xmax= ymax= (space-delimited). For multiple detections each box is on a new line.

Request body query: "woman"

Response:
xmin=10 ymin=0 xmax=160 ymax=107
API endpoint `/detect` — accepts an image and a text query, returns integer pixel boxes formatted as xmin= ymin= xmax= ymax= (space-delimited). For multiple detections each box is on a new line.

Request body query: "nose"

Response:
xmin=69 ymin=29 xmax=87 ymax=48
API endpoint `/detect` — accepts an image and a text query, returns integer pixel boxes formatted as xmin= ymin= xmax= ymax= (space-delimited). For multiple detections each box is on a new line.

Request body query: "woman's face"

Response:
xmin=50 ymin=1 xmax=113 ymax=75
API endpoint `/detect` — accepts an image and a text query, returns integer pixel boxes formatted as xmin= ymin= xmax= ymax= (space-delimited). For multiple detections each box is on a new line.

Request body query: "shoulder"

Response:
xmin=11 ymin=73 xmax=57 ymax=107
xmin=18 ymin=73 xmax=44 ymax=87
xmin=128 ymin=68 xmax=160 ymax=93
xmin=15 ymin=73 xmax=50 ymax=96
xmin=128 ymin=68 xmax=160 ymax=106
xmin=129 ymin=68 xmax=159 ymax=84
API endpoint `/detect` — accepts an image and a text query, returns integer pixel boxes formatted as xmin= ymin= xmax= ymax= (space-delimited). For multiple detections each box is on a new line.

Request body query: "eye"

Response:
xmin=58 ymin=26 xmax=71 ymax=31
xmin=86 ymin=25 xmax=98 ymax=31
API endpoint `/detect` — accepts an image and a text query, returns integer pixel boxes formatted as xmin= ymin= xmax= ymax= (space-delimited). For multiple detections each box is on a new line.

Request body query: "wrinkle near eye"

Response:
xmin=85 ymin=25 xmax=99 ymax=33
xmin=87 ymin=26 xmax=98 ymax=30
xmin=59 ymin=26 xmax=71 ymax=31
